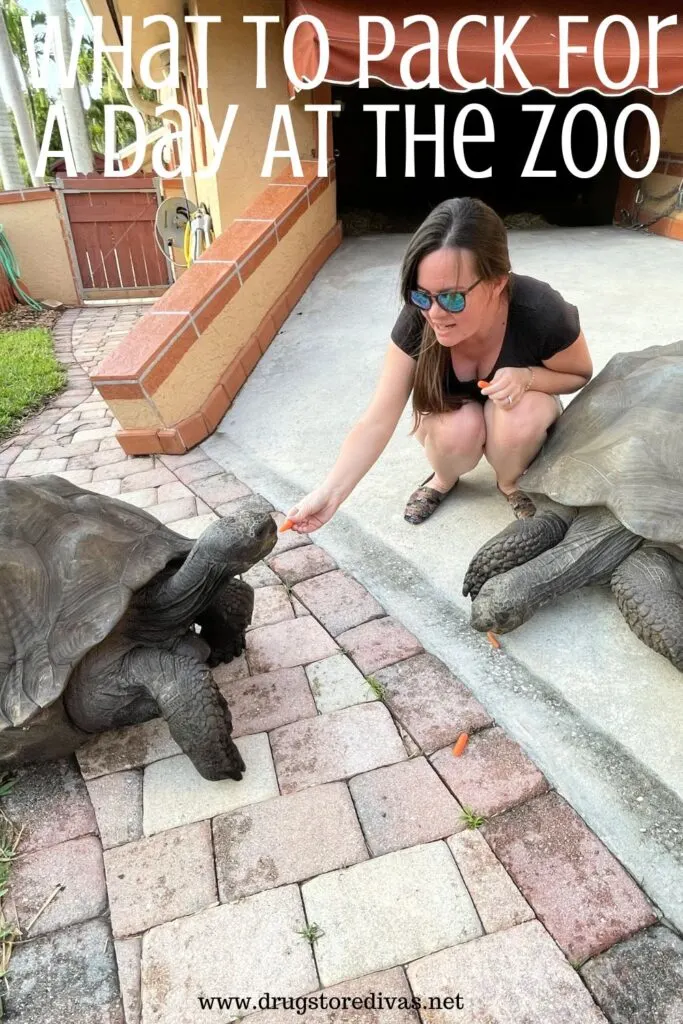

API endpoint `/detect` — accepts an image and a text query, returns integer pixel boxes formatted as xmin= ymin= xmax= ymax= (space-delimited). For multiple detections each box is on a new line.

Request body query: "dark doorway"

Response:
xmin=332 ymin=85 xmax=641 ymax=234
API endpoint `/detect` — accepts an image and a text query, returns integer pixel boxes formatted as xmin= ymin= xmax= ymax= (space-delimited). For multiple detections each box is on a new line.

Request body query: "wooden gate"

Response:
xmin=55 ymin=175 xmax=172 ymax=301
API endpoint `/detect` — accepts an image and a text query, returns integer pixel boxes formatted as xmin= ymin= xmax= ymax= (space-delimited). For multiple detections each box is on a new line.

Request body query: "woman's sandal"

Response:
xmin=497 ymin=484 xmax=536 ymax=519
xmin=404 ymin=472 xmax=456 ymax=525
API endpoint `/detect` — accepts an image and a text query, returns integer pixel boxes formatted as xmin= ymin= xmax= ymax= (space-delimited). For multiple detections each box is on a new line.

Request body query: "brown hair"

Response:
xmin=399 ymin=197 xmax=511 ymax=434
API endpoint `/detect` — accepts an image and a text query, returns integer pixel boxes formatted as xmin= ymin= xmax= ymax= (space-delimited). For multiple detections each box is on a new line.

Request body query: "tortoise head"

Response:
xmin=194 ymin=511 xmax=278 ymax=575
xmin=470 ymin=575 xmax=529 ymax=634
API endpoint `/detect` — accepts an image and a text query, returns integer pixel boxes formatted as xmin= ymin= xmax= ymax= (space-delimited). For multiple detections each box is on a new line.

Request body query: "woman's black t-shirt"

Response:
xmin=390 ymin=273 xmax=581 ymax=403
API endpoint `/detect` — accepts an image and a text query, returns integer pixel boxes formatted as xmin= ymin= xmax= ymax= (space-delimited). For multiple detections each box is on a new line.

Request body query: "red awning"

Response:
xmin=285 ymin=2 xmax=683 ymax=95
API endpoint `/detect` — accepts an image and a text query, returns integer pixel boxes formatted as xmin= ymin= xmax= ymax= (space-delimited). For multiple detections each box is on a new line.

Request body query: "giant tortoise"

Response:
xmin=0 ymin=475 xmax=277 ymax=778
xmin=464 ymin=340 xmax=683 ymax=672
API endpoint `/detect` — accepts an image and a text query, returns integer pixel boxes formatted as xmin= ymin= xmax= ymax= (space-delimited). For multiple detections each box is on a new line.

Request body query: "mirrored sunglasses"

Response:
xmin=409 ymin=278 xmax=483 ymax=314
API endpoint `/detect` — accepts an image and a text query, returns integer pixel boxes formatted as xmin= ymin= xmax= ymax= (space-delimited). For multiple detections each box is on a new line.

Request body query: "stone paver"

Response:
xmin=301 ymin=841 xmax=482 ymax=987
xmin=86 ymin=769 xmax=143 ymax=849
xmin=406 ymin=920 xmax=607 ymax=1023
xmin=212 ymin=651 xmax=249 ymax=686
xmin=141 ymin=886 xmax=318 ymax=1024
xmin=337 ymin=617 xmax=423 ymax=675
xmin=483 ymin=792 xmax=658 ymax=963
xmin=119 ymin=466 xmax=176 ymax=491
xmin=149 ymin=496 xmax=197 ymax=523
xmin=293 ymin=569 xmax=385 ymax=636
xmin=447 ymin=830 xmax=534 ymax=933
xmin=12 ymin=834 xmax=107 ymax=937
xmin=430 ymin=726 xmax=549 ymax=817
xmin=77 ymin=718 xmax=181 ymax=779
xmin=142 ymin=734 xmax=279 ymax=834
xmin=579 ymin=925 xmax=683 ymax=1024
xmin=104 ymin=821 xmax=217 ymax=937
xmin=117 ymin=486 xmax=157 ymax=508
xmin=271 ymin=701 xmax=407 ymax=794
xmin=267 ymin=545 xmax=338 ymax=586
xmin=242 ymin=560 xmax=281 ymax=587
xmin=213 ymin=782 xmax=368 ymax=901
xmin=246 ymin=616 xmax=339 ymax=673
xmin=172 ymin=458 xmax=223 ymax=485
xmin=243 ymin=967 xmax=418 ymax=1024
xmin=350 ymin=757 xmax=465 ymax=855
xmin=5 ymin=918 xmax=124 ymax=1024
xmin=375 ymin=653 xmax=492 ymax=753
xmin=248 ymin=583 xmax=295 ymax=629
xmin=169 ymin=512 xmax=218 ymax=538
xmin=306 ymin=653 xmax=377 ymax=713
xmin=115 ymin=936 xmax=142 ymax=1024
xmin=2 ymin=758 xmax=96 ymax=853
xmin=291 ymin=594 xmax=310 ymax=616
xmin=85 ymin=477 xmax=122 ymax=496
xmin=218 ymin=666 xmax=317 ymax=736
xmin=91 ymin=456 xmax=156 ymax=481
xmin=190 ymin=471 xmax=251 ymax=506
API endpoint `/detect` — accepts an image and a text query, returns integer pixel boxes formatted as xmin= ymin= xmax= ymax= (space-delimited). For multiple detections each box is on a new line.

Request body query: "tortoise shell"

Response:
xmin=0 ymin=476 xmax=193 ymax=728
xmin=521 ymin=339 xmax=683 ymax=551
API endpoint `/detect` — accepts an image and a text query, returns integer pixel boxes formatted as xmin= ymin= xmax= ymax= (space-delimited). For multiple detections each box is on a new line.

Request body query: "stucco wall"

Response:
xmin=151 ymin=185 xmax=336 ymax=422
xmin=193 ymin=0 xmax=317 ymax=230
xmin=0 ymin=191 xmax=79 ymax=305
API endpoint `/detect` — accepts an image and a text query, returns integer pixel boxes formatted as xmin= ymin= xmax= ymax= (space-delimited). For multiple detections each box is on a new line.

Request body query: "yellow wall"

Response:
xmin=0 ymin=195 xmax=79 ymax=306
xmin=150 ymin=185 xmax=336 ymax=423
xmin=193 ymin=0 xmax=318 ymax=231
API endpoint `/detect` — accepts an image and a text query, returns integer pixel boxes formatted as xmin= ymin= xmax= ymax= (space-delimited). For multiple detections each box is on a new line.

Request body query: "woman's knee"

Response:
xmin=485 ymin=393 xmax=560 ymax=448
xmin=425 ymin=403 xmax=486 ymax=456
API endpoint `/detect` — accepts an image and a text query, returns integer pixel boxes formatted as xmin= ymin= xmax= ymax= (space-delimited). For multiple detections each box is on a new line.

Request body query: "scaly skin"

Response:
xmin=611 ymin=548 xmax=683 ymax=671
xmin=198 ymin=578 xmax=254 ymax=667
xmin=470 ymin=507 xmax=642 ymax=634
xmin=463 ymin=509 xmax=575 ymax=600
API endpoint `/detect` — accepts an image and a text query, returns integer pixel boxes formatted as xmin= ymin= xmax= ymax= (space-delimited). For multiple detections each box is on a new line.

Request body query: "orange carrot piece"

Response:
xmin=452 ymin=733 xmax=469 ymax=757
xmin=477 ymin=380 xmax=488 ymax=388
xmin=487 ymin=631 xmax=501 ymax=649
xmin=279 ymin=518 xmax=295 ymax=532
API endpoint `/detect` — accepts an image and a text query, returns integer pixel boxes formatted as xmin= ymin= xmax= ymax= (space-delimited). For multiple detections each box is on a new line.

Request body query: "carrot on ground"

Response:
xmin=452 ymin=733 xmax=469 ymax=757
xmin=279 ymin=518 xmax=295 ymax=532
xmin=487 ymin=631 xmax=501 ymax=649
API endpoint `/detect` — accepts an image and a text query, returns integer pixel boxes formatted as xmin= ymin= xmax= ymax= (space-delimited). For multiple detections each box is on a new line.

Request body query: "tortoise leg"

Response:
xmin=67 ymin=648 xmax=245 ymax=781
xmin=470 ymin=507 xmax=643 ymax=634
xmin=197 ymin=578 xmax=254 ymax=667
xmin=611 ymin=548 xmax=683 ymax=672
xmin=463 ymin=510 xmax=574 ymax=599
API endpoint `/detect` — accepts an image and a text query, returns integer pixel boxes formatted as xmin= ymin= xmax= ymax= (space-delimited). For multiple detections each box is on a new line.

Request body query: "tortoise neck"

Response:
xmin=130 ymin=547 xmax=239 ymax=639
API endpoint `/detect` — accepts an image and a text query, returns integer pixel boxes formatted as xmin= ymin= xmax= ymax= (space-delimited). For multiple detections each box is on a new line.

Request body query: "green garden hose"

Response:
xmin=0 ymin=226 xmax=44 ymax=310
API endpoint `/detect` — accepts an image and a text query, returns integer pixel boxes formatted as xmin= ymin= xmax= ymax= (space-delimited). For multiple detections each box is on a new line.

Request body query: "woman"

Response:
xmin=285 ymin=197 xmax=592 ymax=533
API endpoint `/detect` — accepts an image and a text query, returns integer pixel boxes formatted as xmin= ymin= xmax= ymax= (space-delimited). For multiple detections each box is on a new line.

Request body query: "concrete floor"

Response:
xmin=204 ymin=226 xmax=683 ymax=930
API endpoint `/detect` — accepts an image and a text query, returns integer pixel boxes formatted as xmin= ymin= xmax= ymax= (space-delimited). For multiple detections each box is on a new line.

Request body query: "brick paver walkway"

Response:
xmin=2 ymin=306 xmax=683 ymax=1024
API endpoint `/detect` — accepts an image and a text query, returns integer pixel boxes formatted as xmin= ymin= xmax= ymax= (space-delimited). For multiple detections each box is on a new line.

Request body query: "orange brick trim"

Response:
xmin=93 ymin=158 xmax=336 ymax=395
xmin=114 ymin=216 xmax=343 ymax=455
xmin=646 ymin=215 xmax=683 ymax=241
xmin=0 ymin=186 xmax=54 ymax=205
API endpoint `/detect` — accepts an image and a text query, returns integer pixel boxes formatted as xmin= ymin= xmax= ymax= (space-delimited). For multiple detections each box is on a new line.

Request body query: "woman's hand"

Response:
xmin=284 ymin=485 xmax=341 ymax=534
xmin=480 ymin=367 xmax=532 ymax=409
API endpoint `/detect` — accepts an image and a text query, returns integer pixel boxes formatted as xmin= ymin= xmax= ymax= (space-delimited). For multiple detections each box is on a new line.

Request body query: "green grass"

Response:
xmin=297 ymin=922 xmax=325 ymax=944
xmin=365 ymin=675 xmax=387 ymax=700
xmin=460 ymin=806 xmax=486 ymax=830
xmin=0 ymin=328 xmax=65 ymax=440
